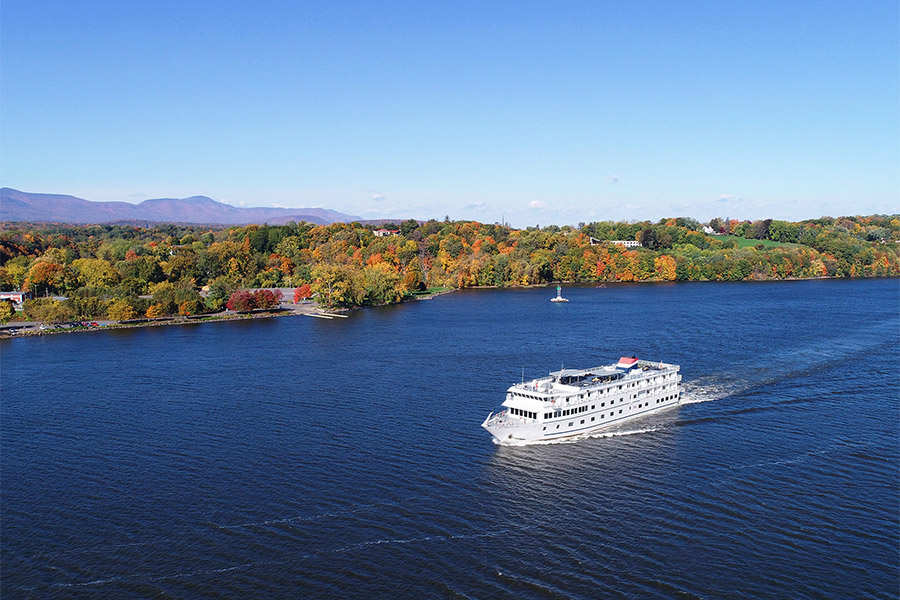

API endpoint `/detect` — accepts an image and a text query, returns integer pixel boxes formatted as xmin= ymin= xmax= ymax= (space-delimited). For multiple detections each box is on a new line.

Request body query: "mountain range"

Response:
xmin=0 ymin=188 xmax=362 ymax=226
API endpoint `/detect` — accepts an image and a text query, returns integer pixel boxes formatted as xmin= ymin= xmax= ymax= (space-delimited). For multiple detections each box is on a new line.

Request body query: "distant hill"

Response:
xmin=0 ymin=188 xmax=362 ymax=226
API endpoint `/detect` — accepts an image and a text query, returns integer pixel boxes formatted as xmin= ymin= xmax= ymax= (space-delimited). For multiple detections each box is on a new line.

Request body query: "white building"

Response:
xmin=0 ymin=291 xmax=29 ymax=307
xmin=589 ymin=237 xmax=642 ymax=248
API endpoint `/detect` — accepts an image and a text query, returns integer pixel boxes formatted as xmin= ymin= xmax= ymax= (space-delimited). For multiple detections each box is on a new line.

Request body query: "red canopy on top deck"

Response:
xmin=617 ymin=356 xmax=639 ymax=368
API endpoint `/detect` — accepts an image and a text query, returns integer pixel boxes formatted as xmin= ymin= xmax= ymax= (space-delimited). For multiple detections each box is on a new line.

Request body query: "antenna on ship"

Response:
xmin=521 ymin=366 xmax=524 ymax=384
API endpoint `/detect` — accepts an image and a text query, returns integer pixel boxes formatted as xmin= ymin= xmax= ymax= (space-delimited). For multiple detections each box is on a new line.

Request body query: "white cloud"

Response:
xmin=529 ymin=200 xmax=547 ymax=209
xmin=607 ymin=175 xmax=620 ymax=184
xmin=464 ymin=201 xmax=488 ymax=210
xmin=371 ymin=193 xmax=386 ymax=202
xmin=717 ymin=194 xmax=735 ymax=202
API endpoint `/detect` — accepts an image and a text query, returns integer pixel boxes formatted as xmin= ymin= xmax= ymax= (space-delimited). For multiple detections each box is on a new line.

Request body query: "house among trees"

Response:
xmin=0 ymin=291 xmax=30 ymax=308
xmin=373 ymin=228 xmax=400 ymax=237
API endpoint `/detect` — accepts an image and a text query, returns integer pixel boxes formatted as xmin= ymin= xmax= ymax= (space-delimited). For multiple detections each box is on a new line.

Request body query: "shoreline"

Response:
xmin=0 ymin=302 xmax=344 ymax=339
xmin=1 ymin=276 xmax=893 ymax=339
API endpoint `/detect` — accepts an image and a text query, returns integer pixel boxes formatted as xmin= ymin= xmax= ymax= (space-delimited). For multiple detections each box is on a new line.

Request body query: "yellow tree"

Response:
xmin=0 ymin=299 xmax=15 ymax=323
xmin=107 ymin=299 xmax=137 ymax=321
xmin=311 ymin=264 xmax=364 ymax=308
xmin=654 ymin=255 xmax=677 ymax=280
xmin=72 ymin=258 xmax=120 ymax=288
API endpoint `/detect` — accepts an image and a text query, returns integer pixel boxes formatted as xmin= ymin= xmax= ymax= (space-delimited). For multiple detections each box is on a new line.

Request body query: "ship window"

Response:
xmin=601 ymin=414 xmax=605 ymax=418
xmin=591 ymin=417 xmax=595 ymax=422
xmin=556 ymin=425 xmax=560 ymax=429
xmin=543 ymin=427 xmax=546 ymax=431
xmin=581 ymin=419 xmax=585 ymax=424
xmin=568 ymin=422 xmax=573 ymax=427
xmin=619 ymin=409 xmax=623 ymax=414
xmin=592 ymin=405 xmax=595 ymax=410
xmin=601 ymin=403 xmax=605 ymax=407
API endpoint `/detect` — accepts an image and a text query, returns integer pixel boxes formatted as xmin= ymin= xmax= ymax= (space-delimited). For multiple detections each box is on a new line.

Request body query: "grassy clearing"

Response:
xmin=408 ymin=286 xmax=451 ymax=298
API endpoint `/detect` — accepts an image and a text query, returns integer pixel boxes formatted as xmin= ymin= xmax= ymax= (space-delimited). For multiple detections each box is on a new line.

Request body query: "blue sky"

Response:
xmin=2 ymin=0 xmax=897 ymax=227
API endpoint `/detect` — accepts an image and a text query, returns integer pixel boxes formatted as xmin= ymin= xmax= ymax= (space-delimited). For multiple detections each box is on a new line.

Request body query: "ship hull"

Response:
xmin=483 ymin=399 xmax=679 ymax=444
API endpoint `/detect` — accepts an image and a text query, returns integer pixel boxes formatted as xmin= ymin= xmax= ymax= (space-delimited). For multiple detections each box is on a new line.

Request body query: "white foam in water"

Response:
xmin=678 ymin=319 xmax=891 ymax=408
xmin=495 ymin=426 xmax=662 ymax=446
xmin=217 ymin=496 xmax=405 ymax=530
xmin=679 ymin=379 xmax=743 ymax=405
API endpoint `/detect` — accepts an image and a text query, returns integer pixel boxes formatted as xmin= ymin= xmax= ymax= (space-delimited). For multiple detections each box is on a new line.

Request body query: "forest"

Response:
xmin=1 ymin=214 xmax=898 ymax=321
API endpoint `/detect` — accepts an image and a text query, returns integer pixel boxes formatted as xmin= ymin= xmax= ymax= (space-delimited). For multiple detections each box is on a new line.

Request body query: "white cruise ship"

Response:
xmin=482 ymin=356 xmax=681 ymax=444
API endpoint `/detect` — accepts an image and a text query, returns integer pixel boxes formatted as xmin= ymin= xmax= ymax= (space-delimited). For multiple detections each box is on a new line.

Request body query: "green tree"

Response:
xmin=205 ymin=277 xmax=237 ymax=312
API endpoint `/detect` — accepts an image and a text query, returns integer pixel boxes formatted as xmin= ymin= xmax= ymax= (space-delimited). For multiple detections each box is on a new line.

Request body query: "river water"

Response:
xmin=2 ymin=279 xmax=898 ymax=599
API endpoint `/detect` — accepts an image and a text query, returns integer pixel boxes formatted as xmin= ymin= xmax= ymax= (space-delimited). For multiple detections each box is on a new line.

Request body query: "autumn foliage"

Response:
xmin=293 ymin=284 xmax=312 ymax=303
xmin=1 ymin=215 xmax=898 ymax=317
xmin=226 ymin=289 xmax=283 ymax=312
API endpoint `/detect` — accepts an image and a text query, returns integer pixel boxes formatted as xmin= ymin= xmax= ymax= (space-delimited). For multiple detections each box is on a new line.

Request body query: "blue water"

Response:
xmin=2 ymin=279 xmax=898 ymax=599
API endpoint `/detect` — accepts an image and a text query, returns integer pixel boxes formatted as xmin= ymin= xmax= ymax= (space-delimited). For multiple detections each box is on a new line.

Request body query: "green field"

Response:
xmin=408 ymin=286 xmax=451 ymax=298
xmin=716 ymin=235 xmax=806 ymax=249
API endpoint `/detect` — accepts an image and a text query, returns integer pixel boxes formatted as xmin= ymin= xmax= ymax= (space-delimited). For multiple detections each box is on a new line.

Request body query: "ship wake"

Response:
xmin=494 ymin=426 xmax=663 ymax=446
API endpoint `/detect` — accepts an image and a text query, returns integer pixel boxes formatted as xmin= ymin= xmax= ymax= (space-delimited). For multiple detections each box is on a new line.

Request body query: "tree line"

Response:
xmin=1 ymin=214 xmax=897 ymax=320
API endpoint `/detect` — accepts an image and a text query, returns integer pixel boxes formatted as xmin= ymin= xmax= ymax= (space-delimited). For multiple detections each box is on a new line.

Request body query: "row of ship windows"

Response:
xmin=541 ymin=394 xmax=680 ymax=429
xmin=573 ymin=381 xmax=676 ymax=402
xmin=544 ymin=397 xmax=627 ymax=419
xmin=515 ymin=379 xmax=676 ymax=404
xmin=509 ymin=407 xmax=537 ymax=419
